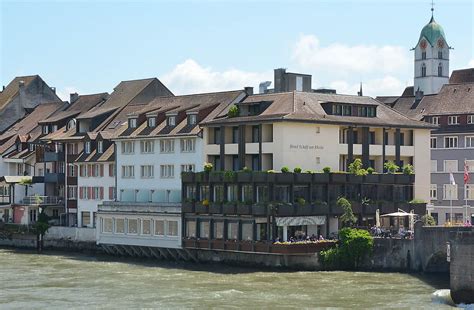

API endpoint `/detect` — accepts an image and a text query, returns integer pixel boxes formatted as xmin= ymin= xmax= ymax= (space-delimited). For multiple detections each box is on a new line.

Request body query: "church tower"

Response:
xmin=413 ymin=8 xmax=450 ymax=95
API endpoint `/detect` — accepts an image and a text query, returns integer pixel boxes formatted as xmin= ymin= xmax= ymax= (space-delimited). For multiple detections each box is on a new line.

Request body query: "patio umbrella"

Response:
xmin=376 ymin=209 xmax=380 ymax=227
xmin=381 ymin=211 xmax=416 ymax=217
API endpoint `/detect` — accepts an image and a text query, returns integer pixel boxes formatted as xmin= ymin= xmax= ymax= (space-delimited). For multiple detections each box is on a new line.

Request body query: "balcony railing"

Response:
xmin=43 ymin=151 xmax=65 ymax=162
xmin=22 ymin=196 xmax=63 ymax=206
xmin=44 ymin=173 xmax=65 ymax=183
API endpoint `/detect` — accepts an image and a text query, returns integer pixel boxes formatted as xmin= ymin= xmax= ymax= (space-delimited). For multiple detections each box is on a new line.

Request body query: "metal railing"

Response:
xmin=21 ymin=196 xmax=63 ymax=206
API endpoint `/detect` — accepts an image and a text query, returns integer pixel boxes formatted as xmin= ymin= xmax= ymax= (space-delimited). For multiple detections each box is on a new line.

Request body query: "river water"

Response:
xmin=0 ymin=249 xmax=457 ymax=309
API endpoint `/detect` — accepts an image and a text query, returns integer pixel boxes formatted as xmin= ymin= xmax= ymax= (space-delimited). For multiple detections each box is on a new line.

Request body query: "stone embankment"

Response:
xmin=449 ymin=230 xmax=474 ymax=304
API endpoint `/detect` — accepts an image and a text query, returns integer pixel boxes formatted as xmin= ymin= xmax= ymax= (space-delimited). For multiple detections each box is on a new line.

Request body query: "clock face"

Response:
xmin=420 ymin=40 xmax=427 ymax=49
xmin=437 ymin=39 xmax=444 ymax=48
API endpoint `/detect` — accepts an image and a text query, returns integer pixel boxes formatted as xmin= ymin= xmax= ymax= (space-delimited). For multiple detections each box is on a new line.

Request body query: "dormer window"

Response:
xmin=188 ymin=114 xmax=197 ymax=126
xmin=52 ymin=125 xmax=58 ymax=132
xmin=85 ymin=141 xmax=91 ymax=154
xmin=148 ymin=117 xmax=156 ymax=128
xmin=67 ymin=119 xmax=76 ymax=130
xmin=29 ymin=144 xmax=36 ymax=152
xmin=42 ymin=125 xmax=49 ymax=134
xmin=168 ymin=116 xmax=176 ymax=127
xmin=129 ymin=118 xmax=137 ymax=128
xmin=97 ymin=141 xmax=103 ymax=154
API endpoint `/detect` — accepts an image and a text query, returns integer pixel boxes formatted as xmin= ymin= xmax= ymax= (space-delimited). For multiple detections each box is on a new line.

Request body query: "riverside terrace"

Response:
xmin=181 ymin=170 xmax=426 ymax=253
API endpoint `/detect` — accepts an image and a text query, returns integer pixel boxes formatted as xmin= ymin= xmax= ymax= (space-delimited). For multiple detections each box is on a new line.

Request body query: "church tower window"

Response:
xmin=421 ymin=63 xmax=427 ymax=77
xmin=438 ymin=63 xmax=443 ymax=77
xmin=438 ymin=51 xmax=443 ymax=59
xmin=422 ymin=51 xmax=426 ymax=60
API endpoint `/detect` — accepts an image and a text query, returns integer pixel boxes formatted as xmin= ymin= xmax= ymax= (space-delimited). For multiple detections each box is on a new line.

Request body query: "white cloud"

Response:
xmin=161 ymin=59 xmax=270 ymax=95
xmin=56 ymin=86 xmax=79 ymax=102
xmin=329 ymin=76 xmax=406 ymax=97
xmin=469 ymin=59 xmax=474 ymax=67
xmin=291 ymin=34 xmax=410 ymax=76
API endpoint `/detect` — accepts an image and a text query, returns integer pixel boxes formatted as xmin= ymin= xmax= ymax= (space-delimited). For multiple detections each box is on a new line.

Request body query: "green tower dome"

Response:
xmin=418 ymin=16 xmax=447 ymax=46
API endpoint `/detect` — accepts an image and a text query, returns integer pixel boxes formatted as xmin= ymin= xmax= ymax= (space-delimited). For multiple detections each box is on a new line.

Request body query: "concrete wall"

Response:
xmin=449 ymin=230 xmax=474 ymax=304
xmin=45 ymin=226 xmax=96 ymax=242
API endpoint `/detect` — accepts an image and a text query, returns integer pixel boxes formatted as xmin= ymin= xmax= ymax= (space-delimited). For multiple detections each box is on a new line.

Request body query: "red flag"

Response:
xmin=464 ymin=160 xmax=470 ymax=184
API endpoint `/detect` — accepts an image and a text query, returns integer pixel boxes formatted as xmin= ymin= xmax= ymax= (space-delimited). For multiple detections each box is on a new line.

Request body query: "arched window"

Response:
xmin=438 ymin=63 xmax=443 ymax=77
xmin=422 ymin=51 xmax=426 ymax=60
xmin=438 ymin=51 xmax=443 ymax=59
xmin=421 ymin=63 xmax=427 ymax=77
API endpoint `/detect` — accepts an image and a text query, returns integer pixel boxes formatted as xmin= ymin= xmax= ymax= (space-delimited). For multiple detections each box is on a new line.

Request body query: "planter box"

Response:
xmin=223 ymin=203 xmax=236 ymax=214
xmin=195 ymin=204 xmax=209 ymax=214
xmin=252 ymin=172 xmax=268 ymax=183
xmin=312 ymin=203 xmax=329 ymax=215
xmin=209 ymin=203 xmax=222 ymax=214
xmin=277 ymin=204 xmax=294 ymax=216
xmin=181 ymin=202 xmax=195 ymax=213
xmin=348 ymin=175 xmax=363 ymax=183
xmin=237 ymin=204 xmax=252 ymax=215
xmin=251 ymin=204 xmax=267 ymax=216
xmin=237 ymin=172 xmax=252 ymax=183
xmin=223 ymin=174 xmax=237 ymax=183
xmin=195 ymin=173 xmax=209 ymax=183
xmin=240 ymin=241 xmax=253 ymax=252
xmin=197 ymin=239 xmax=210 ymax=249
xmin=183 ymin=239 xmax=196 ymax=248
xmin=225 ymin=241 xmax=239 ymax=251
xmin=295 ymin=173 xmax=312 ymax=183
xmin=330 ymin=204 xmax=344 ymax=215
xmin=254 ymin=242 xmax=270 ymax=253
xmin=380 ymin=174 xmax=395 ymax=184
xmin=266 ymin=173 xmax=277 ymax=182
xmin=364 ymin=174 xmax=380 ymax=184
xmin=181 ymin=172 xmax=194 ymax=182
xmin=276 ymin=173 xmax=294 ymax=183
xmin=209 ymin=172 xmax=223 ymax=182
xmin=295 ymin=204 xmax=313 ymax=216
xmin=211 ymin=240 xmax=225 ymax=250
xmin=330 ymin=173 xmax=347 ymax=183
xmin=313 ymin=173 xmax=329 ymax=183
xmin=395 ymin=174 xmax=411 ymax=184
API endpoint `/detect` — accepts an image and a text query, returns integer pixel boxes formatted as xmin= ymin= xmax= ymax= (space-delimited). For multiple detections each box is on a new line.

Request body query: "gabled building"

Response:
xmin=0 ymin=75 xmax=61 ymax=133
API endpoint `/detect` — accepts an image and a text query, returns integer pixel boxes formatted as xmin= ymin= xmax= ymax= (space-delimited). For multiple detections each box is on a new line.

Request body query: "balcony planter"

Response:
xmin=225 ymin=240 xmax=239 ymax=251
xmin=223 ymin=171 xmax=237 ymax=183
xmin=295 ymin=204 xmax=313 ymax=216
xmin=237 ymin=172 xmax=252 ymax=183
xmin=181 ymin=172 xmax=194 ymax=183
xmin=223 ymin=203 xmax=236 ymax=214
xmin=209 ymin=202 xmax=222 ymax=214
xmin=276 ymin=203 xmax=294 ymax=216
xmin=237 ymin=204 xmax=252 ymax=215
xmin=209 ymin=172 xmax=224 ymax=182
xmin=380 ymin=174 xmax=395 ymax=184
xmin=211 ymin=240 xmax=225 ymax=250
xmin=347 ymin=175 xmax=363 ymax=183
xmin=330 ymin=173 xmax=347 ymax=183
xmin=195 ymin=203 xmax=209 ymax=214
xmin=364 ymin=174 xmax=380 ymax=184
xmin=240 ymin=241 xmax=253 ymax=252
xmin=312 ymin=203 xmax=329 ymax=215
xmin=254 ymin=242 xmax=270 ymax=253
xmin=181 ymin=201 xmax=195 ymax=213
xmin=330 ymin=203 xmax=344 ymax=215
xmin=295 ymin=173 xmax=312 ymax=183
xmin=395 ymin=174 xmax=412 ymax=184
xmin=276 ymin=173 xmax=294 ymax=183
xmin=251 ymin=204 xmax=267 ymax=216
xmin=313 ymin=173 xmax=329 ymax=183
xmin=197 ymin=239 xmax=210 ymax=249
xmin=266 ymin=172 xmax=277 ymax=182
xmin=195 ymin=172 xmax=209 ymax=183
xmin=252 ymin=172 xmax=267 ymax=183
xmin=183 ymin=239 xmax=196 ymax=248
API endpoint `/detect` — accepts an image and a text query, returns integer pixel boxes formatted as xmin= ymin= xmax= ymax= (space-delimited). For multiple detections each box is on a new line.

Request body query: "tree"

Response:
xmin=34 ymin=209 xmax=50 ymax=253
xmin=384 ymin=161 xmax=400 ymax=174
xmin=338 ymin=197 xmax=357 ymax=227
xmin=421 ymin=214 xmax=436 ymax=226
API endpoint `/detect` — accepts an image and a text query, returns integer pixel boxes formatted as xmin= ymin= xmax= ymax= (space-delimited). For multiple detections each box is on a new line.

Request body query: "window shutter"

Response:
xmin=79 ymin=165 xmax=84 ymax=177
xmin=88 ymin=187 xmax=93 ymax=200
xmin=109 ymin=187 xmax=113 ymax=200
xmin=87 ymin=165 xmax=92 ymax=177
xmin=79 ymin=187 xmax=83 ymax=199
xmin=100 ymin=187 xmax=104 ymax=200
xmin=99 ymin=164 xmax=104 ymax=177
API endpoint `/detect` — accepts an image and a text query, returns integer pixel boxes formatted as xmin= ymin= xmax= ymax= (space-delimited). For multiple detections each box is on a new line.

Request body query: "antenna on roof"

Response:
xmin=357 ymin=82 xmax=363 ymax=97
xmin=431 ymin=0 xmax=435 ymax=17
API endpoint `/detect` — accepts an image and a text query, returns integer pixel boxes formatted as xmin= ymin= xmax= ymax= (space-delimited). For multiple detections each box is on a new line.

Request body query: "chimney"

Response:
xmin=19 ymin=80 xmax=25 ymax=88
xmin=274 ymin=68 xmax=286 ymax=92
xmin=415 ymin=87 xmax=424 ymax=103
xmin=2 ymin=85 xmax=5 ymax=91
xmin=51 ymin=87 xmax=56 ymax=94
xmin=244 ymin=87 xmax=254 ymax=96
xmin=70 ymin=92 xmax=79 ymax=103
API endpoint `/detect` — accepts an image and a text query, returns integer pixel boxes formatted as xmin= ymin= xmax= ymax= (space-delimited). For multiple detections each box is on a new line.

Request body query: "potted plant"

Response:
xmin=381 ymin=161 xmax=398 ymax=183
xmin=196 ymin=199 xmax=209 ymax=213
xmin=237 ymin=167 xmax=252 ymax=182
xmin=347 ymin=159 xmax=367 ymax=183
xmin=223 ymin=170 xmax=236 ymax=183
xmin=181 ymin=171 xmax=194 ymax=182
xmin=396 ymin=164 xmax=415 ymax=183
xmin=276 ymin=167 xmax=294 ymax=183
xmin=294 ymin=167 xmax=312 ymax=183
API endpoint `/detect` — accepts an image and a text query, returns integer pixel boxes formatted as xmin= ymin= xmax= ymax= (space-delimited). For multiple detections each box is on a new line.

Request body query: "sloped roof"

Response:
xmin=418 ymin=16 xmax=447 ymax=46
xmin=0 ymin=76 xmax=37 ymax=111
xmin=449 ymin=68 xmax=474 ymax=84
xmin=100 ymin=78 xmax=156 ymax=108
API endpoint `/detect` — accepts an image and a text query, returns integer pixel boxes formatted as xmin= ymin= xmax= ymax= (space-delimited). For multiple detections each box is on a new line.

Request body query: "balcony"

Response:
xmin=44 ymin=172 xmax=65 ymax=183
xmin=43 ymin=151 xmax=65 ymax=162
xmin=21 ymin=196 xmax=63 ymax=206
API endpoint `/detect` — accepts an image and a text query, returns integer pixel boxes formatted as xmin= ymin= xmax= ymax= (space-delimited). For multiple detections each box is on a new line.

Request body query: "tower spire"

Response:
xmin=431 ymin=0 xmax=435 ymax=19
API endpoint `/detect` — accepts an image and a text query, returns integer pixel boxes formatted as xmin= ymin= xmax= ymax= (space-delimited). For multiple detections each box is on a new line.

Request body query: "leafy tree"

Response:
xmin=34 ymin=210 xmax=50 ymax=253
xmin=421 ymin=214 xmax=436 ymax=226
xmin=348 ymin=159 xmax=368 ymax=176
xmin=228 ymin=105 xmax=239 ymax=118
xmin=338 ymin=197 xmax=357 ymax=227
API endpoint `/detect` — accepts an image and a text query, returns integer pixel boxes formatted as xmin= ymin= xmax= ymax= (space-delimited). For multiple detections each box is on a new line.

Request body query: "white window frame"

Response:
xmin=168 ymin=116 xmax=176 ymax=126
xmin=85 ymin=141 xmax=91 ymax=154
xmin=430 ymin=117 xmax=439 ymax=125
xmin=181 ymin=164 xmax=195 ymax=172
xmin=129 ymin=118 xmax=137 ymax=128
xmin=430 ymin=137 xmax=437 ymax=149
xmin=121 ymin=141 xmax=135 ymax=154
xmin=448 ymin=116 xmax=459 ymax=125
xmin=121 ymin=165 xmax=135 ymax=178
xmin=465 ymin=184 xmax=474 ymax=200
xmin=140 ymin=140 xmax=154 ymax=154
xmin=160 ymin=165 xmax=174 ymax=178
xmin=188 ymin=114 xmax=197 ymax=125
xmin=140 ymin=165 xmax=154 ymax=179
xmin=180 ymin=138 xmax=195 ymax=153
xmin=160 ymin=140 xmax=175 ymax=153
xmin=443 ymin=184 xmax=458 ymax=200
xmin=97 ymin=141 xmax=103 ymax=153
xmin=444 ymin=136 xmax=458 ymax=149
xmin=444 ymin=160 xmax=458 ymax=173
xmin=465 ymin=136 xmax=474 ymax=148
xmin=148 ymin=117 xmax=156 ymax=127
xmin=468 ymin=115 xmax=474 ymax=124
xmin=431 ymin=160 xmax=437 ymax=173
xmin=430 ymin=184 xmax=437 ymax=200
xmin=68 ymin=185 xmax=78 ymax=200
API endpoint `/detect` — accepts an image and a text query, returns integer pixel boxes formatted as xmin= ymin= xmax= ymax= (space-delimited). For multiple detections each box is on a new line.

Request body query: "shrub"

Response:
xmin=323 ymin=167 xmax=331 ymax=174
xmin=266 ymin=170 xmax=278 ymax=173
xmin=402 ymin=164 xmax=414 ymax=175
xmin=338 ymin=197 xmax=356 ymax=227
xmin=293 ymin=167 xmax=302 ymax=173
xmin=355 ymin=169 xmax=368 ymax=176
xmin=228 ymin=105 xmax=239 ymax=118
xmin=409 ymin=198 xmax=426 ymax=204
xmin=296 ymin=197 xmax=306 ymax=206
xmin=203 ymin=162 xmax=213 ymax=173
xmin=421 ymin=214 xmax=436 ymax=226
xmin=348 ymin=158 xmax=363 ymax=174
xmin=281 ymin=166 xmax=290 ymax=173
xmin=367 ymin=167 xmax=375 ymax=174
xmin=305 ymin=170 xmax=313 ymax=174
xmin=224 ymin=170 xmax=236 ymax=181
xmin=242 ymin=166 xmax=251 ymax=172
xmin=384 ymin=161 xmax=399 ymax=174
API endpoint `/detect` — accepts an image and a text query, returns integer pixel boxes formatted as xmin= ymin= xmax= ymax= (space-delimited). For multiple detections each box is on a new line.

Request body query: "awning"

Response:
xmin=0 ymin=176 xmax=33 ymax=184
xmin=276 ymin=216 xmax=326 ymax=226
xmin=381 ymin=211 xmax=416 ymax=217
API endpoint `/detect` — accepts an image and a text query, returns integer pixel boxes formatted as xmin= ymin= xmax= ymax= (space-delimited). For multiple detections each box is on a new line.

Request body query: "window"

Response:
xmin=115 ymin=218 xmax=125 ymax=233
xmin=85 ymin=141 xmax=91 ymax=154
xmin=109 ymin=164 xmax=115 ymax=177
xmin=68 ymin=186 xmax=78 ymax=200
xmin=121 ymin=165 xmax=135 ymax=178
xmin=438 ymin=51 xmax=443 ymax=59
xmin=227 ymin=185 xmax=238 ymax=202
xmin=232 ymin=127 xmax=239 ymax=143
xmin=430 ymin=137 xmax=437 ymax=149
xmin=252 ymin=126 xmax=260 ymax=143
xmin=444 ymin=160 xmax=458 ymax=172
xmin=343 ymin=105 xmax=352 ymax=116
xmin=181 ymin=164 xmax=195 ymax=172
xmin=443 ymin=184 xmax=458 ymax=200
xmin=68 ymin=164 xmax=77 ymax=177
xmin=275 ymin=185 xmax=290 ymax=203
xmin=199 ymin=221 xmax=209 ymax=239
xmin=444 ymin=136 xmax=458 ymax=148
xmin=465 ymin=184 xmax=474 ymax=200
xmin=227 ymin=222 xmax=238 ymax=240
xmin=316 ymin=157 xmax=321 ymax=165
xmin=466 ymin=160 xmax=474 ymax=172
xmin=168 ymin=116 xmax=176 ymax=126
xmin=140 ymin=165 xmax=154 ymax=178
xmin=242 ymin=222 xmax=253 ymax=241
xmin=140 ymin=140 xmax=154 ymax=153
xmin=148 ymin=117 xmax=156 ymax=127
xmin=448 ymin=116 xmax=459 ymax=125
xmin=213 ymin=127 xmax=221 ymax=144
xmin=430 ymin=184 xmax=437 ymax=200
xmin=188 ymin=114 xmax=197 ymax=126
xmin=108 ymin=187 xmax=116 ymax=200
xmin=160 ymin=165 xmax=174 ymax=178
xmin=296 ymin=76 xmax=303 ymax=91
xmin=242 ymin=184 xmax=253 ymax=203
xmin=185 ymin=220 xmax=196 ymax=238
xmin=127 ymin=219 xmax=138 ymax=234
xmin=42 ymin=125 xmax=49 ymax=134
xmin=213 ymin=185 xmax=224 ymax=203
xmin=185 ymin=185 xmax=196 ymax=200
xmin=367 ymin=106 xmax=376 ymax=117
xmin=421 ymin=63 xmax=426 ymax=77
xmin=67 ymin=119 xmax=76 ymax=130
xmin=438 ymin=63 xmax=443 ymax=77
xmin=200 ymin=185 xmax=210 ymax=201
xmin=160 ymin=140 xmax=175 ymax=153
xmin=67 ymin=143 xmax=79 ymax=155
xmin=422 ymin=51 xmax=426 ymax=60
xmin=142 ymin=219 xmax=151 ymax=235
xmin=155 ymin=220 xmax=165 ymax=235
xmin=333 ymin=104 xmax=343 ymax=115
xmin=129 ymin=118 xmax=137 ymax=128
xmin=103 ymin=218 xmax=113 ymax=233
xmin=315 ymin=127 xmax=320 ymax=134
xmin=180 ymin=139 xmax=195 ymax=152
xmin=468 ymin=115 xmax=474 ymax=124
xmin=81 ymin=212 xmax=90 ymax=227
xmin=168 ymin=221 xmax=178 ymax=236
xmin=121 ymin=141 xmax=134 ymax=154
xmin=213 ymin=221 xmax=224 ymax=239
xmin=97 ymin=141 xmax=103 ymax=153
xmin=256 ymin=186 xmax=269 ymax=203
xmin=430 ymin=117 xmax=439 ymax=125
xmin=465 ymin=136 xmax=474 ymax=148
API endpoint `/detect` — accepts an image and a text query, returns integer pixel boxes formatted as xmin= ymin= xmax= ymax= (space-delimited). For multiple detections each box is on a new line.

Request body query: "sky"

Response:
xmin=0 ymin=0 xmax=473 ymax=100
